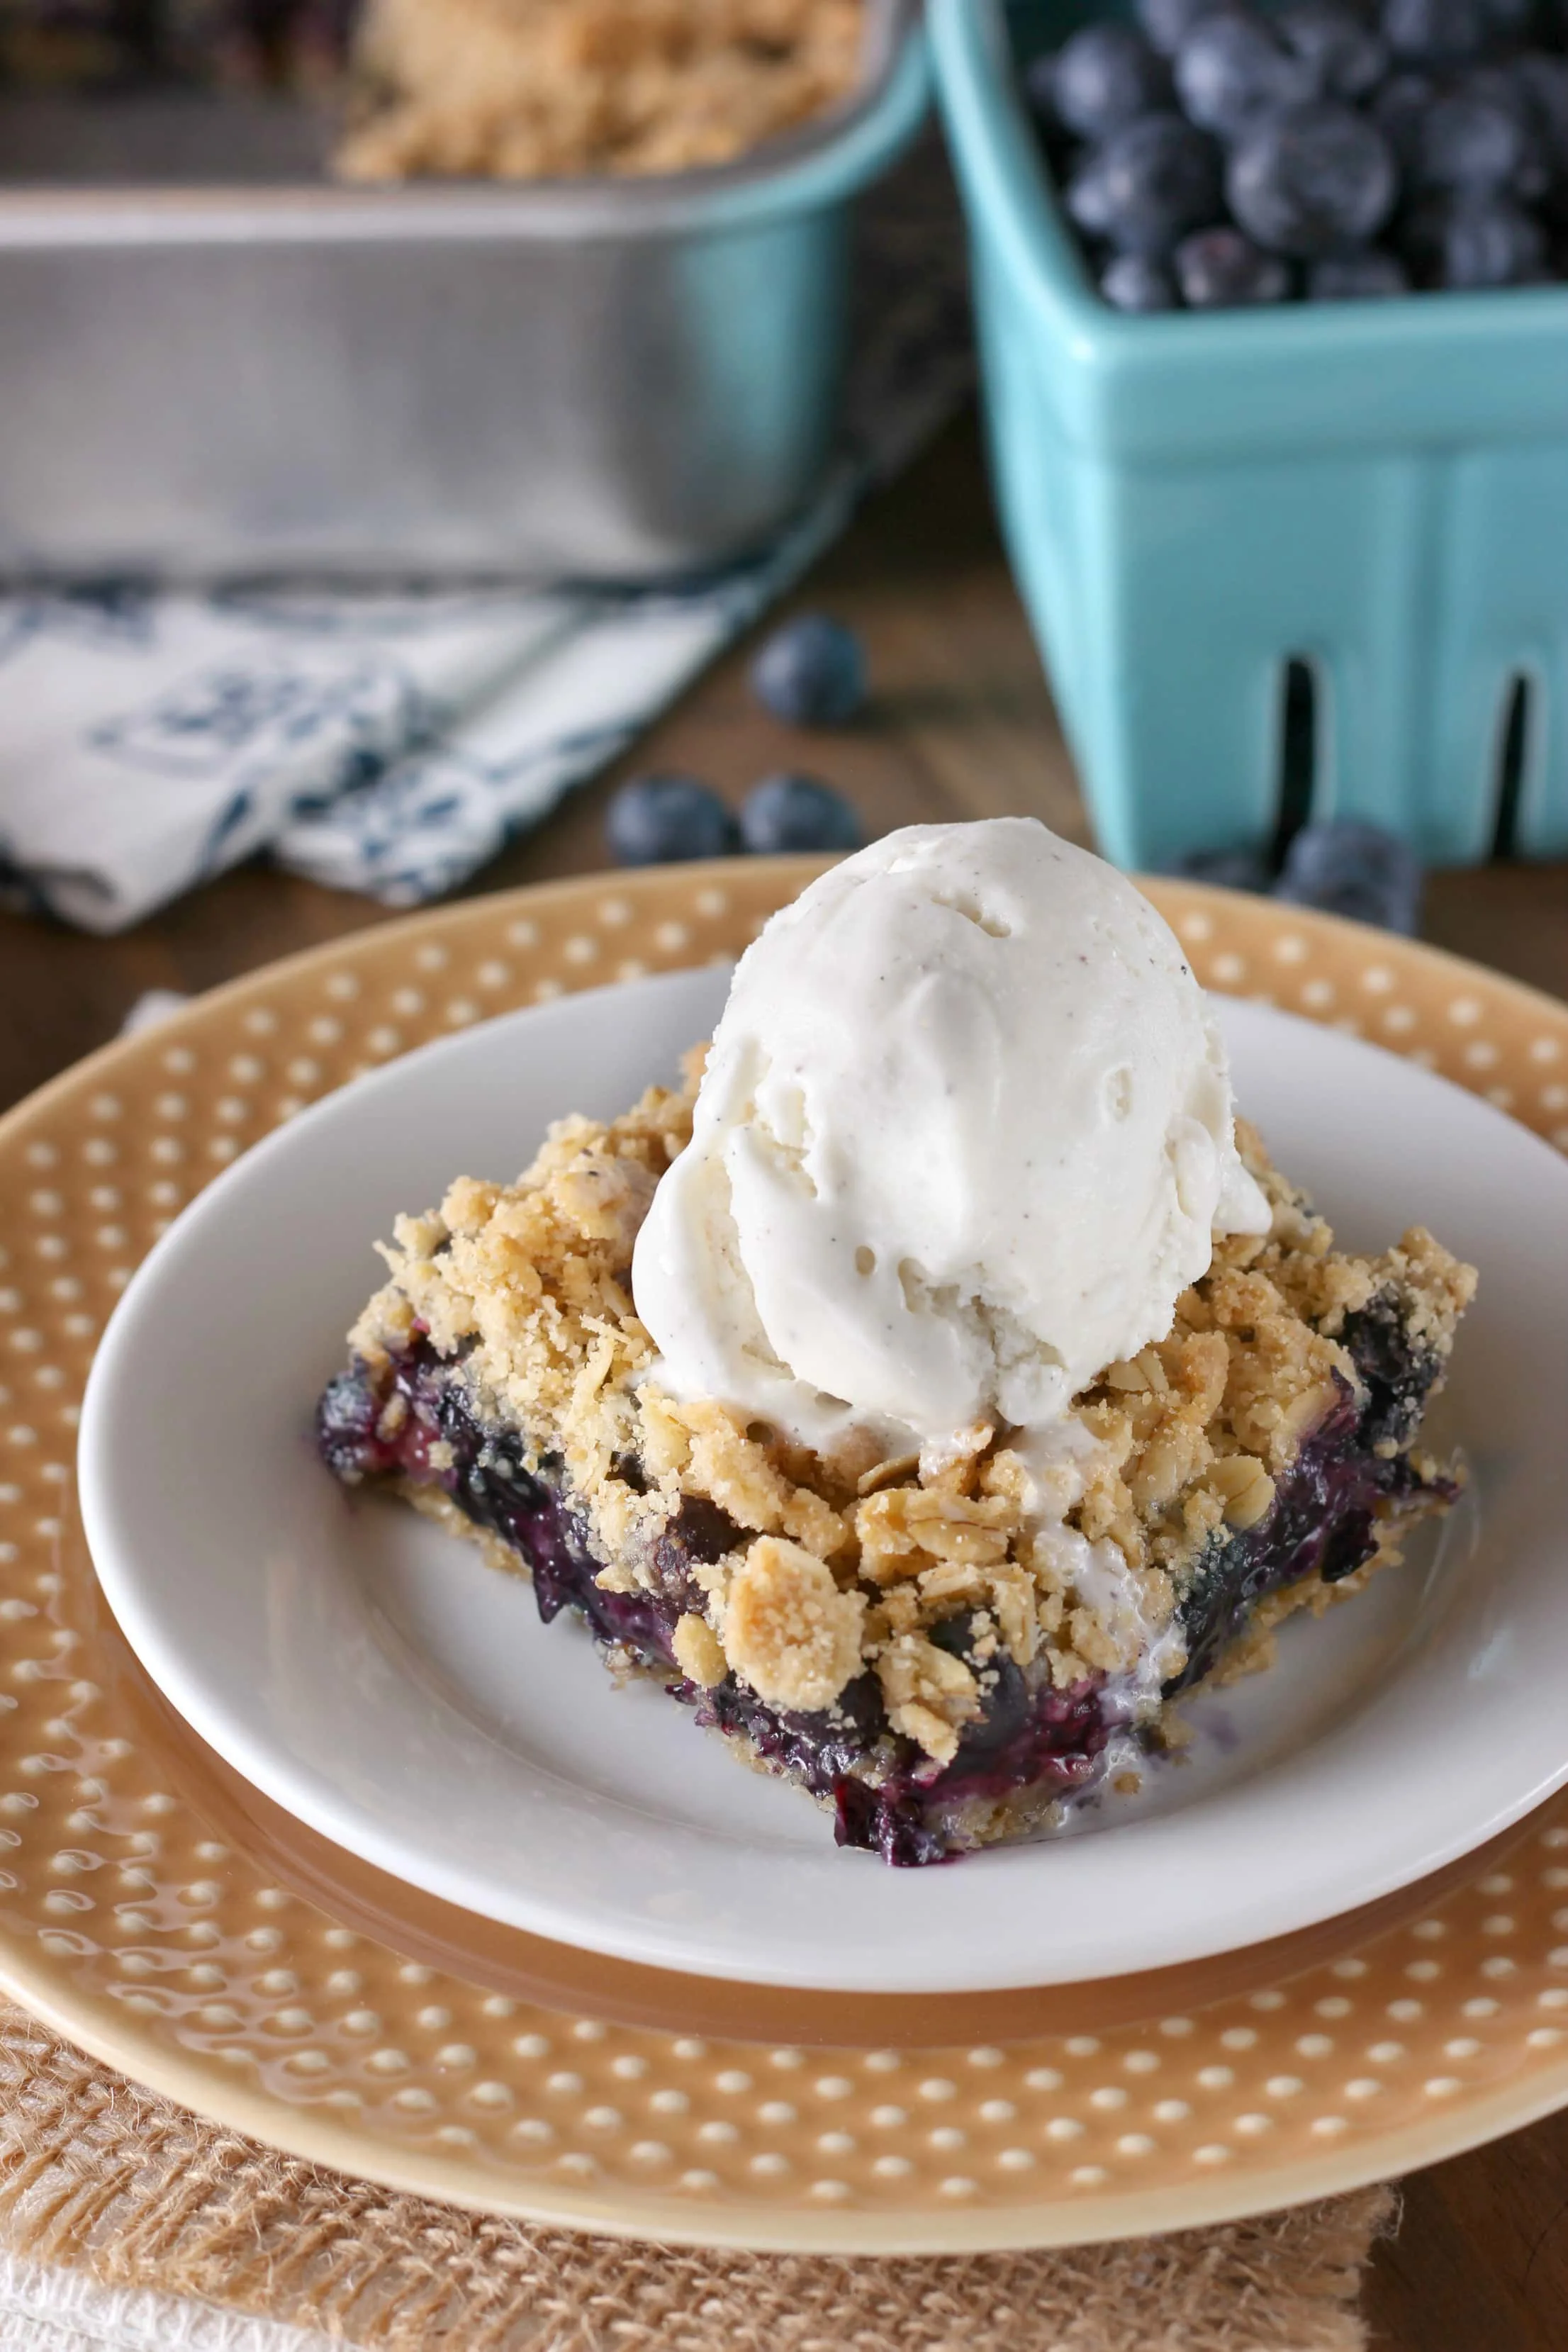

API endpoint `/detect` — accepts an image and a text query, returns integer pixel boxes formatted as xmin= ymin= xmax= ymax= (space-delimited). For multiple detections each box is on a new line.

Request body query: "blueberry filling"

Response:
xmin=1170 ymin=1303 xmax=1455 ymax=1693
xmin=1339 ymin=1294 xmax=1445 ymax=1450
xmin=318 ymin=1299 xmax=1451 ymax=1864
xmin=320 ymin=1341 xmax=680 ymax=1662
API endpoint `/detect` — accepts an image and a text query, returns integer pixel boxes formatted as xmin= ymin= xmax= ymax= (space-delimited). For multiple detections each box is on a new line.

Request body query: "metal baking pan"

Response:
xmin=0 ymin=0 xmax=926 ymax=580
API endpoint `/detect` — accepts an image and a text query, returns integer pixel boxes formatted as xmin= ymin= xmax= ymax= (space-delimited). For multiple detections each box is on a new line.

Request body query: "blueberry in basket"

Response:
xmin=1174 ymin=13 xmax=1318 ymax=138
xmin=1411 ymin=83 xmax=1540 ymax=190
xmin=1046 ymin=23 xmax=1175 ymax=136
xmin=1406 ymin=188 xmax=1551 ymax=279
xmin=1277 ymin=1 xmax=1389 ymax=100
xmin=1066 ymin=113 xmax=1224 ymax=251
xmin=1306 ymin=242 xmax=1412 ymax=289
xmin=1102 ymin=250 xmax=1184 ymax=303
xmin=1381 ymin=0 xmax=1489 ymax=66
xmin=1512 ymin=51 xmax=1568 ymax=167
xmin=1175 ymin=222 xmax=1294 ymax=298
xmin=1024 ymin=0 xmax=1568 ymax=306
xmin=1227 ymin=103 xmax=1399 ymax=254
xmin=1138 ymin=0 xmax=1246 ymax=55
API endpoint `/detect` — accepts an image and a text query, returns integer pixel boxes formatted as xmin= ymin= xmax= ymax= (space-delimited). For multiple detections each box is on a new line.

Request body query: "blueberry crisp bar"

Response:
xmin=319 ymin=824 xmax=1475 ymax=1864
xmin=318 ymin=1061 xmax=1474 ymax=1865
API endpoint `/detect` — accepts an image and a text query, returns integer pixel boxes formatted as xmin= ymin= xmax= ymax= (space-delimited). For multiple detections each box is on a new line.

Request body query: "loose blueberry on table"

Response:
xmin=605 ymin=617 xmax=869 ymax=868
xmin=1160 ymin=844 xmax=1277 ymax=889
xmin=1275 ymin=815 xmax=1426 ymax=931
xmin=1022 ymin=0 xmax=1568 ymax=306
xmin=739 ymin=774 xmax=864 ymax=854
xmin=606 ymin=768 xmax=865 ymax=866
xmin=1161 ymin=817 xmax=1425 ymax=932
xmin=605 ymin=774 xmax=738 ymax=866
xmin=750 ymin=614 xmax=868 ymax=727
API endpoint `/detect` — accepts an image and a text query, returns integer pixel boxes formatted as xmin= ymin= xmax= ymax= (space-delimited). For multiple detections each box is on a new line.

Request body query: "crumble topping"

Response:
xmin=671 ymin=1611 xmax=729 ymax=1689
xmin=337 ymin=0 xmax=865 ymax=184
xmin=347 ymin=1065 xmax=1475 ymax=1766
xmin=874 ymin=1630 xmax=982 ymax=1769
xmin=722 ymin=1535 xmax=866 ymax=1713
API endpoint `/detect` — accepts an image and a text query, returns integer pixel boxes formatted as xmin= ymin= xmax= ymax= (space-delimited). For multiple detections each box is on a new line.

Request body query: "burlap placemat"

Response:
xmin=0 ymin=2005 xmax=1394 ymax=2351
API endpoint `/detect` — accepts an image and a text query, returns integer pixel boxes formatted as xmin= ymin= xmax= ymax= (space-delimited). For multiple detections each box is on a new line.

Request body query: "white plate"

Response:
xmin=79 ymin=967 xmax=1568 ymax=1995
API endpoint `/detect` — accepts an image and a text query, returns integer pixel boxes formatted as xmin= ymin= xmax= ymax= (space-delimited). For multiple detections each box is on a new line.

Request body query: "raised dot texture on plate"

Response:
xmin=0 ymin=864 xmax=1560 ymax=2253
xmin=78 ymin=935 xmax=1568 ymax=1994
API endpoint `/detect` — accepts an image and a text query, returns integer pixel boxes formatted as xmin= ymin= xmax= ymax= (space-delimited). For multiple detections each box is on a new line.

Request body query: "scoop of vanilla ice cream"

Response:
xmin=631 ymin=819 xmax=1270 ymax=1457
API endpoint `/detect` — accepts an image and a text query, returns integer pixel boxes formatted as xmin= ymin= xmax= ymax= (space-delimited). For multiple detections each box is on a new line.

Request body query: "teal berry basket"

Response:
xmin=928 ymin=0 xmax=1568 ymax=870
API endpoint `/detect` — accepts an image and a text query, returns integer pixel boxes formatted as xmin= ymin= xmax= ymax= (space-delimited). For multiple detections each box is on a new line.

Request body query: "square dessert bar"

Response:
xmin=318 ymin=1067 xmax=1475 ymax=1865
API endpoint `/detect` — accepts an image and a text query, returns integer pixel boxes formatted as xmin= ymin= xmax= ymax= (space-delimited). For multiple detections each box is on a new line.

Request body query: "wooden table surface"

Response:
xmin=1 ymin=411 xmax=1563 ymax=2348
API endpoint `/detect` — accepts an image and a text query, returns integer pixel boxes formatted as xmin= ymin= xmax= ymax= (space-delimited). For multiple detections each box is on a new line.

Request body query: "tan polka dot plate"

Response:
xmin=0 ymin=861 xmax=1564 ymax=2251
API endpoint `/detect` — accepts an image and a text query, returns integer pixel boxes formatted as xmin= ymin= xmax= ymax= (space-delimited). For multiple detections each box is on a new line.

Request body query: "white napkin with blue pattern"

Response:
xmin=0 ymin=157 xmax=968 ymax=934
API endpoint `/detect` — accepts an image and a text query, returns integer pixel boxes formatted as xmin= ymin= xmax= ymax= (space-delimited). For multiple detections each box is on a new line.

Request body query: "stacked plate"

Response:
xmin=8 ymin=859 xmax=1565 ymax=2250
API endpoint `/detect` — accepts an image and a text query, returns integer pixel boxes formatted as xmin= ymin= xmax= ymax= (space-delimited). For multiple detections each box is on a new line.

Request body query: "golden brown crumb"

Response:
xmin=722 ymin=1536 xmax=866 ymax=1712
xmin=672 ymin=1611 xmax=729 ymax=1688
xmin=1206 ymin=1452 xmax=1277 ymax=1530
xmin=666 ymin=1395 xmax=849 ymax=1558
xmin=336 ymin=0 xmax=864 ymax=184
xmin=349 ymin=1073 xmax=694 ymax=1550
xmin=873 ymin=1630 xmax=980 ymax=1769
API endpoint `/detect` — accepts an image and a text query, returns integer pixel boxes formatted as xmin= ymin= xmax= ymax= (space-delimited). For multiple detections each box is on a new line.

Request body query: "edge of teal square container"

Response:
xmin=929 ymin=0 xmax=1568 ymax=461
xmin=928 ymin=0 xmax=1568 ymax=868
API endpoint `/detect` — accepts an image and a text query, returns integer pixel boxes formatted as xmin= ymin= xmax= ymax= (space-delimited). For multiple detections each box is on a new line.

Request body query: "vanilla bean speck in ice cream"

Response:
xmin=631 ymin=819 xmax=1270 ymax=1459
